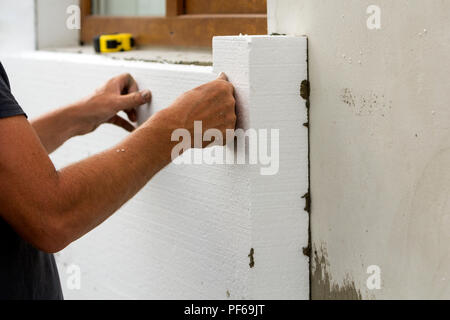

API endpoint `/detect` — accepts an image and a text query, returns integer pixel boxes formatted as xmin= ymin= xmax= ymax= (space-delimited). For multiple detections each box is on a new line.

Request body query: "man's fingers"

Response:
xmin=115 ymin=73 xmax=138 ymax=93
xmin=107 ymin=115 xmax=136 ymax=132
xmin=216 ymin=72 xmax=234 ymax=95
xmin=217 ymin=72 xmax=228 ymax=81
xmin=118 ymin=90 xmax=152 ymax=110
xmin=112 ymin=73 xmax=150 ymax=117
xmin=125 ymin=108 xmax=137 ymax=122
xmin=125 ymin=76 xmax=139 ymax=95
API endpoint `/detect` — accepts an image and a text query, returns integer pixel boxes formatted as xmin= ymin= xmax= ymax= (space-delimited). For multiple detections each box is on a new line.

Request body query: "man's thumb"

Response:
xmin=119 ymin=90 xmax=151 ymax=109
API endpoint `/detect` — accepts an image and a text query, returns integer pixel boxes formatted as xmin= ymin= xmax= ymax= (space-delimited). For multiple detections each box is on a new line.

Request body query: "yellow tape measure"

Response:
xmin=93 ymin=33 xmax=135 ymax=53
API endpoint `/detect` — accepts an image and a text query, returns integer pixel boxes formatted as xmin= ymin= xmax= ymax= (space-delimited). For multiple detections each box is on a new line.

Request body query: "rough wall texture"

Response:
xmin=269 ymin=0 xmax=450 ymax=299
xmin=1 ymin=35 xmax=309 ymax=299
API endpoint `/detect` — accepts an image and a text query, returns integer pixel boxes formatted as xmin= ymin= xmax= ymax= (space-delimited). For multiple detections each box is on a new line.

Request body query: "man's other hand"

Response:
xmin=76 ymin=73 xmax=152 ymax=134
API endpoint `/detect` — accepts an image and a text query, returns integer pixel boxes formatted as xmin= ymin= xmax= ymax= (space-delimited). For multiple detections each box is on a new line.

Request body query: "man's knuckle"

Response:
xmin=133 ymin=92 xmax=141 ymax=102
xmin=226 ymin=97 xmax=235 ymax=108
xmin=214 ymin=80 xmax=228 ymax=91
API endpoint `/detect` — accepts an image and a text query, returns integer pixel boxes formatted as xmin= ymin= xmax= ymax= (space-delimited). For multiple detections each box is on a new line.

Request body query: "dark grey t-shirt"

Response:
xmin=0 ymin=62 xmax=63 ymax=300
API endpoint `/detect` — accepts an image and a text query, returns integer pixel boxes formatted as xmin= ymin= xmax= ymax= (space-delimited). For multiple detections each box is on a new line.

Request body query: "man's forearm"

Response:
xmin=31 ymin=104 xmax=87 ymax=154
xmin=51 ymin=109 xmax=176 ymax=249
xmin=0 ymin=110 xmax=176 ymax=253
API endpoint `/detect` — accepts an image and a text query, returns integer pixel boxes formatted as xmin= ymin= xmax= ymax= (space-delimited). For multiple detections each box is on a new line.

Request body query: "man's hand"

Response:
xmin=32 ymin=73 xmax=151 ymax=153
xmin=153 ymin=72 xmax=236 ymax=148
xmin=77 ymin=73 xmax=152 ymax=134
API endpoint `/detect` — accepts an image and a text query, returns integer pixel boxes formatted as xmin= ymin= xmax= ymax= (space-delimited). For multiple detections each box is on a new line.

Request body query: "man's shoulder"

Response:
xmin=0 ymin=62 xmax=11 ymax=89
xmin=0 ymin=63 xmax=26 ymax=119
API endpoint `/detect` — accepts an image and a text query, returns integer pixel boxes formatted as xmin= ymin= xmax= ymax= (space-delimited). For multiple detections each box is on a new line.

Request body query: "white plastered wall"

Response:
xmin=0 ymin=0 xmax=79 ymax=52
xmin=0 ymin=0 xmax=36 ymax=52
xmin=1 ymin=35 xmax=309 ymax=299
xmin=268 ymin=0 xmax=450 ymax=299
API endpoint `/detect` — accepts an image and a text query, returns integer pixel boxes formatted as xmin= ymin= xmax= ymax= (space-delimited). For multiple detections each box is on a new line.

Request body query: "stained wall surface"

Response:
xmin=268 ymin=0 xmax=450 ymax=299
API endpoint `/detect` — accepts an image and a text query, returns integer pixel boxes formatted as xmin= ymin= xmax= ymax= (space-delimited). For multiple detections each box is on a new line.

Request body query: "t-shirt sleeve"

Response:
xmin=0 ymin=65 xmax=26 ymax=119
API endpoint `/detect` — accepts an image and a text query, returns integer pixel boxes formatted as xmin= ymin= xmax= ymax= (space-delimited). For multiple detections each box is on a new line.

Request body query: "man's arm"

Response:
xmin=31 ymin=74 xmax=151 ymax=154
xmin=0 ymin=73 xmax=236 ymax=253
